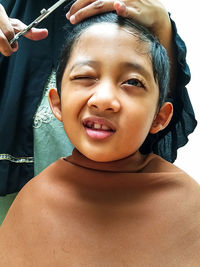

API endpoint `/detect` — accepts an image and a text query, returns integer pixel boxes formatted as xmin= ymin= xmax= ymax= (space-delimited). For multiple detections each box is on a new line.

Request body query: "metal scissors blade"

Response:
xmin=9 ymin=0 xmax=67 ymax=45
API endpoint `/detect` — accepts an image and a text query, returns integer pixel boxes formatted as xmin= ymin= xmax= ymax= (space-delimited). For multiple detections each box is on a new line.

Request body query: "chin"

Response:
xmin=82 ymin=150 xmax=115 ymax=162
xmin=86 ymin=154 xmax=111 ymax=162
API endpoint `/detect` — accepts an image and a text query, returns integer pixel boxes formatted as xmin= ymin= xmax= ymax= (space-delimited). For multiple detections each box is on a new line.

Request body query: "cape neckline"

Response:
xmin=63 ymin=149 xmax=175 ymax=174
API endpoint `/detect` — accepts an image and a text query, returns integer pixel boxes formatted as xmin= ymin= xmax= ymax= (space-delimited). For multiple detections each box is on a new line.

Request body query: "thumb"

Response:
xmin=24 ymin=27 xmax=48 ymax=41
xmin=10 ymin=18 xmax=48 ymax=41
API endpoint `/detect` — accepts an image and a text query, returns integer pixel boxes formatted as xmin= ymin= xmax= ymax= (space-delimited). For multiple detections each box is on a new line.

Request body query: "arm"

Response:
xmin=0 ymin=3 xmax=48 ymax=56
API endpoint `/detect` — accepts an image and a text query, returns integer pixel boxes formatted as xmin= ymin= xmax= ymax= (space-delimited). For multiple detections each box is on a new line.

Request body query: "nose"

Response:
xmin=87 ymin=80 xmax=121 ymax=113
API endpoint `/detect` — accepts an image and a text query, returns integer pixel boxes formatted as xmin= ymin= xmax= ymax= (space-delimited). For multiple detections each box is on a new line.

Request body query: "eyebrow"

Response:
xmin=120 ymin=62 xmax=153 ymax=80
xmin=69 ymin=60 xmax=99 ymax=73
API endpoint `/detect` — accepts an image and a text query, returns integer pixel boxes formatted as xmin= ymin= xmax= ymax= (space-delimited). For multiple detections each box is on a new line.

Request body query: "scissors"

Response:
xmin=9 ymin=0 xmax=67 ymax=45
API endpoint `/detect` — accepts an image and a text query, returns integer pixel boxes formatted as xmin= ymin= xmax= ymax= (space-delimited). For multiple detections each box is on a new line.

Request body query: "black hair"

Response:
xmin=56 ymin=12 xmax=170 ymax=108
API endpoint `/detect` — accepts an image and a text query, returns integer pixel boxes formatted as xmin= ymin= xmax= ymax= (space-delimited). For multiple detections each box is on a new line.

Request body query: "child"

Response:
xmin=0 ymin=12 xmax=199 ymax=266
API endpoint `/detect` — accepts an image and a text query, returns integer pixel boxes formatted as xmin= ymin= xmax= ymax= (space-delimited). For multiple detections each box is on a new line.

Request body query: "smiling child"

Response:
xmin=0 ymin=12 xmax=199 ymax=266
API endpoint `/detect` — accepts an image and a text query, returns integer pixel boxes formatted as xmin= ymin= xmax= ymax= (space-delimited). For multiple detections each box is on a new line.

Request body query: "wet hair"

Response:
xmin=56 ymin=12 xmax=170 ymax=108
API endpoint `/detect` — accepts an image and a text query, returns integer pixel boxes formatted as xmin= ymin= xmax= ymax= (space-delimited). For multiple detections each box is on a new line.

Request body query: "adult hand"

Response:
xmin=67 ymin=0 xmax=169 ymax=34
xmin=0 ymin=4 xmax=48 ymax=57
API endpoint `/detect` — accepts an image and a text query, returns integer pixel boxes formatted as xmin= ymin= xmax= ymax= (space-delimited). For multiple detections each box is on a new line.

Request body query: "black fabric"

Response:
xmin=0 ymin=0 xmax=68 ymax=195
xmin=140 ymin=17 xmax=197 ymax=162
xmin=0 ymin=3 xmax=197 ymax=195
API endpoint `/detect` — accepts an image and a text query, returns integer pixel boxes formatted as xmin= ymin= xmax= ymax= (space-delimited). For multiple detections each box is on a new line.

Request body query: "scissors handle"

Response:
xmin=9 ymin=0 xmax=67 ymax=45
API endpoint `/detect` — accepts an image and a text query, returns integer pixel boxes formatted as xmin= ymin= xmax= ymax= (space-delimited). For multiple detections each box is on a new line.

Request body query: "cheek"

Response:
xmin=124 ymin=104 xmax=156 ymax=137
xmin=61 ymin=88 xmax=79 ymax=115
xmin=60 ymin=89 xmax=87 ymax=132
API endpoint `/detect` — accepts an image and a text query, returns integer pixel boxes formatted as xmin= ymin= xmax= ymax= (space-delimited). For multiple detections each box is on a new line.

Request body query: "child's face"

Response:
xmin=51 ymin=23 xmax=170 ymax=162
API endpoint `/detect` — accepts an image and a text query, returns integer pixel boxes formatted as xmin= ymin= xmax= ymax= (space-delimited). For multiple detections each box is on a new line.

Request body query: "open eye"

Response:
xmin=123 ymin=78 xmax=144 ymax=88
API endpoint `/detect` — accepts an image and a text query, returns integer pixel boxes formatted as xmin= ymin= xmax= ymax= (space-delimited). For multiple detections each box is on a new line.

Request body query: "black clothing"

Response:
xmin=0 ymin=0 xmax=68 ymax=195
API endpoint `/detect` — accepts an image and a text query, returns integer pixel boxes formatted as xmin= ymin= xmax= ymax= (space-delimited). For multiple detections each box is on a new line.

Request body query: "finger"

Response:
xmin=0 ymin=28 xmax=14 ymax=56
xmin=24 ymin=28 xmax=48 ymax=41
xmin=66 ymin=0 xmax=95 ymax=19
xmin=113 ymin=1 xmax=127 ymax=17
xmin=114 ymin=1 xmax=140 ymax=19
xmin=0 ymin=4 xmax=17 ymax=55
xmin=68 ymin=0 xmax=114 ymax=24
xmin=10 ymin=18 xmax=48 ymax=41
xmin=0 ymin=4 xmax=15 ymax=40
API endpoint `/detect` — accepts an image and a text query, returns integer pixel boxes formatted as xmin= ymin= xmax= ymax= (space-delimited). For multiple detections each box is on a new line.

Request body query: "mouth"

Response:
xmin=82 ymin=117 xmax=116 ymax=140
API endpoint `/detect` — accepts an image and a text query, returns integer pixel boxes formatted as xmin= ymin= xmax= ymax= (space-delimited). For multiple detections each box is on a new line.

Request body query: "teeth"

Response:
xmin=102 ymin=125 xmax=109 ymax=130
xmin=84 ymin=121 xmax=112 ymax=131
xmin=94 ymin=123 xmax=101 ymax=129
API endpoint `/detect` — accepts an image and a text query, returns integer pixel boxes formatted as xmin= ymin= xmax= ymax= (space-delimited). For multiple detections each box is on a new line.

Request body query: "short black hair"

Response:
xmin=56 ymin=12 xmax=170 ymax=108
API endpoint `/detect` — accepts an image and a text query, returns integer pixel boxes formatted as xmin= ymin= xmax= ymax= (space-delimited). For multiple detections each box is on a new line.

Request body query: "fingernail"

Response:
xmin=114 ymin=1 xmax=121 ymax=9
xmin=66 ymin=12 xmax=70 ymax=19
xmin=114 ymin=1 xmax=126 ymax=14
xmin=70 ymin=15 xmax=75 ymax=24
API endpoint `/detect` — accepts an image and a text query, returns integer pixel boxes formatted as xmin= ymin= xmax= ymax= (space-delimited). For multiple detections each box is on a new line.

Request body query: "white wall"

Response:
xmin=161 ymin=0 xmax=200 ymax=183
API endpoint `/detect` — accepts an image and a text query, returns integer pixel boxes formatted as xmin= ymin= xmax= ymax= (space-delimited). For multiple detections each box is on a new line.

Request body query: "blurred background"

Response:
xmin=162 ymin=0 xmax=200 ymax=183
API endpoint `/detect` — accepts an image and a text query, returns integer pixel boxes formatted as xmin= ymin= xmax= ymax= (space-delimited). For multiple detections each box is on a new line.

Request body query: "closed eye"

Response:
xmin=70 ymin=75 xmax=97 ymax=86
xmin=73 ymin=76 xmax=96 ymax=80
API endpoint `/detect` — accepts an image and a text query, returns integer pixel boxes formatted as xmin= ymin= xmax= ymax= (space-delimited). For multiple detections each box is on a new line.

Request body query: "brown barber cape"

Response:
xmin=0 ymin=149 xmax=200 ymax=266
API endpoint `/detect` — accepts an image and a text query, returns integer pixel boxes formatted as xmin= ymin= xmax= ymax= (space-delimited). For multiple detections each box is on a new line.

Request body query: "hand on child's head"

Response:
xmin=66 ymin=0 xmax=170 ymax=38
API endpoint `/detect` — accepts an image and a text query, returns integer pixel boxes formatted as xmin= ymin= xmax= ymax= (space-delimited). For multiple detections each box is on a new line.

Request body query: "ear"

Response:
xmin=48 ymin=88 xmax=62 ymax=122
xmin=150 ymin=102 xmax=173 ymax=134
